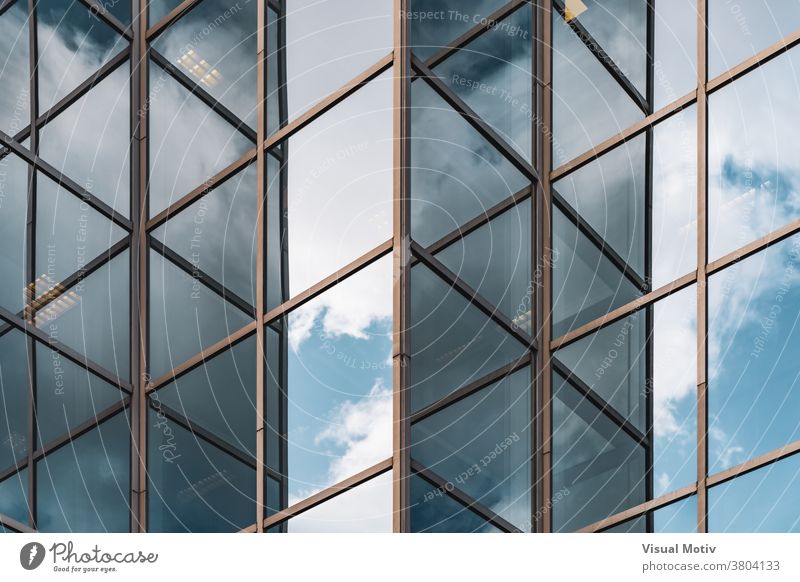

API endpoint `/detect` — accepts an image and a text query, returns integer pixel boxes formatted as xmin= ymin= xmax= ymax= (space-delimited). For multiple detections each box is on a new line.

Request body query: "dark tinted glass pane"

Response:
xmin=148 ymin=60 xmax=254 ymax=218
xmin=148 ymin=250 xmax=253 ymax=380
xmin=553 ymin=135 xmax=646 ymax=277
xmin=654 ymin=0 xmax=697 ymax=109
xmin=430 ymin=6 xmax=532 ymax=160
xmin=654 ymin=496 xmax=697 ymax=533
xmin=266 ymin=7 xmax=280 ymax=136
xmin=265 ymin=325 xmax=281 ymax=473
xmin=709 ymin=454 xmax=800 ymax=532
xmin=708 ymin=235 xmax=800 ymax=472
xmin=271 ymin=256 xmax=392 ymax=503
xmin=552 ymin=206 xmax=642 ymax=338
xmin=552 ymin=10 xmax=643 ymax=165
xmin=38 ymin=64 xmax=131 ymax=217
xmin=0 ymin=2 xmax=30 ymax=135
xmin=37 ymin=2 xmax=127 ymax=112
xmin=151 ymin=0 xmax=257 ymax=128
xmin=152 ymin=164 xmax=256 ymax=305
xmin=708 ymin=48 xmax=800 ymax=261
xmin=411 ymin=78 xmax=528 ymax=247
xmin=266 ymin=151 xmax=283 ymax=311
xmin=552 ymin=371 xmax=646 ymax=532
xmin=104 ymin=0 xmax=130 ymax=25
xmin=410 ymin=263 xmax=528 ymax=412
xmin=149 ymin=0 xmax=182 ymax=25
xmin=36 ymin=342 xmax=124 ymax=446
xmin=268 ymin=73 xmax=392 ymax=299
xmin=0 ymin=153 xmax=28 ymax=313
xmin=708 ymin=0 xmax=800 ymax=79
xmin=37 ymin=412 xmax=130 ymax=532
xmin=408 ymin=0 xmax=510 ymax=61
xmin=410 ymin=474 xmax=501 ymax=532
xmin=0 ymin=330 xmax=29 ymax=470
xmin=266 ymin=475 xmax=281 ymax=518
xmin=271 ymin=0 xmax=392 ymax=124
xmin=155 ymin=335 xmax=256 ymax=458
xmin=147 ymin=408 xmax=254 ymax=532
xmin=435 ymin=199 xmax=532 ymax=334
xmin=0 ymin=469 xmax=29 ymax=525
xmin=411 ymin=369 xmax=531 ymax=529
xmin=35 ymin=171 xmax=126 ymax=284
xmin=35 ymin=250 xmax=130 ymax=381
xmin=287 ymin=472 xmax=392 ymax=532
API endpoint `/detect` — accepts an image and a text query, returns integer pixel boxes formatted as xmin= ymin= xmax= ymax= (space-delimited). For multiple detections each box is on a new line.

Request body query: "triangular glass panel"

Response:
xmin=151 ymin=0 xmax=257 ymax=128
xmin=411 ymin=78 xmax=528 ymax=247
xmin=0 ymin=152 xmax=29 ymax=314
xmin=552 ymin=12 xmax=643 ymax=164
xmin=148 ymin=250 xmax=253 ymax=380
xmin=39 ymin=64 xmax=131 ymax=217
xmin=410 ymin=474 xmax=501 ymax=533
xmin=431 ymin=5 xmax=532 ymax=161
xmin=105 ymin=0 xmax=131 ymax=25
xmin=35 ymin=341 xmax=125 ymax=446
xmin=0 ymin=329 xmax=30 ymax=471
xmin=37 ymin=1 xmax=128 ymax=112
xmin=0 ymin=2 xmax=30 ymax=135
xmin=35 ymin=171 xmax=127 ymax=286
xmin=410 ymin=262 xmax=527 ymax=412
xmin=148 ymin=60 xmax=254 ymax=218
xmin=0 ymin=468 xmax=29 ymax=526
xmin=435 ymin=198 xmax=532 ymax=334
xmin=34 ymin=250 xmax=130 ymax=381
xmin=411 ymin=368 xmax=531 ymax=529
xmin=155 ymin=334 xmax=256 ymax=458
xmin=148 ymin=0 xmax=183 ymax=27
xmin=152 ymin=164 xmax=256 ymax=306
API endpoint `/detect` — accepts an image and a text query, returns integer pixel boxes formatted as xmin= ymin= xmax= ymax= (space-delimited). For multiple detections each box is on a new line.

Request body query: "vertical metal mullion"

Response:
xmin=530 ymin=0 xmax=541 ymax=535
xmin=392 ymin=0 xmax=411 ymax=533
xmin=255 ymin=0 xmax=266 ymax=533
xmin=696 ymin=0 xmax=709 ymax=534
xmin=25 ymin=0 xmax=39 ymax=530
xmin=130 ymin=0 xmax=148 ymax=533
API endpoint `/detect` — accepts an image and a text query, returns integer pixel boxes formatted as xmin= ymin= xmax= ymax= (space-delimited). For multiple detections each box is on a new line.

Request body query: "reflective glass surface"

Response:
xmin=268 ymin=73 xmax=392 ymax=301
xmin=270 ymin=0 xmax=392 ymax=124
xmin=708 ymin=0 xmax=800 ymax=79
xmin=653 ymin=496 xmax=697 ymax=533
xmin=411 ymin=369 xmax=531 ymax=529
xmin=410 ymin=473 xmax=501 ymax=533
xmin=268 ymin=256 xmax=392 ymax=504
xmin=410 ymin=263 xmax=528 ymax=413
xmin=35 ymin=250 xmax=130 ymax=381
xmin=0 ymin=153 xmax=28 ymax=313
xmin=149 ymin=0 xmax=183 ymax=25
xmin=410 ymin=77 xmax=529 ymax=247
xmin=148 ymin=250 xmax=253 ymax=380
xmin=152 ymin=164 xmax=257 ymax=306
xmin=0 ymin=469 xmax=29 ymax=526
xmin=0 ymin=330 xmax=30 ymax=471
xmin=37 ymin=2 xmax=127 ymax=112
xmin=148 ymin=60 xmax=254 ymax=217
xmin=0 ymin=2 xmax=30 ymax=135
xmin=435 ymin=199 xmax=532 ymax=334
xmin=287 ymin=471 xmax=392 ymax=533
xmin=37 ymin=412 xmax=130 ymax=532
xmin=708 ymin=234 xmax=800 ymax=473
xmin=708 ymin=47 xmax=800 ymax=261
xmin=654 ymin=0 xmax=697 ymax=110
xmin=709 ymin=454 xmax=800 ymax=532
xmin=151 ymin=0 xmax=257 ymax=128
xmin=39 ymin=63 xmax=131 ymax=217
xmin=147 ymin=408 xmax=255 ymax=532
xmin=35 ymin=341 xmax=124 ymax=446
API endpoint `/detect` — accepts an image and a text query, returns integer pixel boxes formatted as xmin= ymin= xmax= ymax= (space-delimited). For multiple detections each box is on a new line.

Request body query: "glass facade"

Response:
xmin=0 ymin=0 xmax=799 ymax=535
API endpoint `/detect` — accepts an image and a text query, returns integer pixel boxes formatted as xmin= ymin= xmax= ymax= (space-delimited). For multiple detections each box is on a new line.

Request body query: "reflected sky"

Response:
xmin=654 ymin=0 xmax=696 ymax=110
xmin=0 ymin=152 xmax=28 ymax=314
xmin=0 ymin=2 xmax=30 ymax=136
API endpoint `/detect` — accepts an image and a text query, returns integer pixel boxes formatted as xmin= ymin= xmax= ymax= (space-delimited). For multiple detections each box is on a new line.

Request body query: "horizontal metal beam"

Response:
xmin=580 ymin=484 xmax=697 ymax=533
xmin=706 ymin=439 xmax=800 ymax=489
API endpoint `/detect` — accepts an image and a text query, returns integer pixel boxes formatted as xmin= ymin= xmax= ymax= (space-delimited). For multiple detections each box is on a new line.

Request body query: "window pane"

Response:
xmin=708 ymin=235 xmax=800 ymax=472
xmin=654 ymin=496 xmax=697 ymax=533
xmin=0 ymin=2 xmax=30 ymax=135
xmin=287 ymin=472 xmax=392 ymax=533
xmin=709 ymin=454 xmax=800 ymax=532
xmin=268 ymin=73 xmax=392 ymax=300
xmin=0 ymin=153 xmax=28 ymax=313
xmin=39 ymin=64 xmax=131 ymax=217
xmin=410 ymin=474 xmax=501 ymax=533
xmin=152 ymin=164 xmax=257 ymax=306
xmin=0 ymin=330 xmax=29 ymax=471
xmin=270 ymin=0 xmax=392 ymax=125
xmin=0 ymin=469 xmax=29 ymax=526
xmin=147 ymin=408 xmax=255 ymax=532
xmin=269 ymin=256 xmax=392 ymax=505
xmin=709 ymin=47 xmax=800 ymax=261
xmin=708 ymin=0 xmax=800 ymax=79
xmin=654 ymin=0 xmax=697 ymax=110
xmin=149 ymin=0 xmax=183 ymax=25
xmin=411 ymin=368 xmax=531 ymax=530
xmin=410 ymin=263 xmax=527 ymax=413
xmin=37 ymin=412 xmax=130 ymax=532
xmin=148 ymin=250 xmax=252 ymax=380
xmin=151 ymin=0 xmax=257 ymax=128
